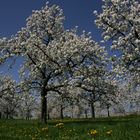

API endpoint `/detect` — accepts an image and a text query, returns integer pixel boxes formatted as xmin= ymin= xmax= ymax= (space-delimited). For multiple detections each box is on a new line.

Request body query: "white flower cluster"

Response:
xmin=94 ymin=0 xmax=140 ymax=83
xmin=0 ymin=75 xmax=21 ymax=118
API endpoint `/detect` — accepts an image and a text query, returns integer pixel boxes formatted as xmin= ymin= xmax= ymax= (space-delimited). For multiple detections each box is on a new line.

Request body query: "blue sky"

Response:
xmin=0 ymin=0 xmax=103 ymax=80
xmin=0 ymin=0 xmax=103 ymax=40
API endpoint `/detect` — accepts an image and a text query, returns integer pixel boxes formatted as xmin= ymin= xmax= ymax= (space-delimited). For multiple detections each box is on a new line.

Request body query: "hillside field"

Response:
xmin=0 ymin=115 xmax=140 ymax=140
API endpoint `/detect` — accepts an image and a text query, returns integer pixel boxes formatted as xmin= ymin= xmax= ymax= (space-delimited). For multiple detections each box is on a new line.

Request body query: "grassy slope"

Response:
xmin=0 ymin=115 xmax=140 ymax=140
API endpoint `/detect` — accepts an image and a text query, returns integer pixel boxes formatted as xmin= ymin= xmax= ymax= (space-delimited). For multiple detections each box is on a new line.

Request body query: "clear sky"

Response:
xmin=0 ymin=0 xmax=103 ymax=40
xmin=0 ymin=0 xmax=103 ymax=80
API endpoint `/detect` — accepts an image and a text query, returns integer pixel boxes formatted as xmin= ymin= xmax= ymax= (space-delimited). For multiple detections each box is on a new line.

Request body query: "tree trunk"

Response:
xmin=85 ymin=110 xmax=88 ymax=119
xmin=91 ymin=102 xmax=95 ymax=119
xmin=71 ymin=105 xmax=74 ymax=118
xmin=77 ymin=105 xmax=82 ymax=118
xmin=41 ymin=91 xmax=47 ymax=124
xmin=60 ymin=105 xmax=64 ymax=119
xmin=48 ymin=113 xmax=50 ymax=120
xmin=107 ymin=106 xmax=110 ymax=117
xmin=6 ymin=108 xmax=9 ymax=119
xmin=9 ymin=113 xmax=13 ymax=119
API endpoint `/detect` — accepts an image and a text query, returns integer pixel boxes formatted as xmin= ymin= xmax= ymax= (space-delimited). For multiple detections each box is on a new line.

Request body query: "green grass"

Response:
xmin=0 ymin=116 xmax=140 ymax=140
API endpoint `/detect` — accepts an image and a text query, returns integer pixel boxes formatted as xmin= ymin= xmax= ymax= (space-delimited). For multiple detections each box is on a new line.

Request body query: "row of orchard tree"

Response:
xmin=0 ymin=74 xmax=139 ymax=120
xmin=0 ymin=0 xmax=139 ymax=124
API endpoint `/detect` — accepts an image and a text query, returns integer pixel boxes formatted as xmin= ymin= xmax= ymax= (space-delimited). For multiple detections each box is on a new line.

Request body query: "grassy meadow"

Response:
xmin=0 ymin=115 xmax=140 ymax=140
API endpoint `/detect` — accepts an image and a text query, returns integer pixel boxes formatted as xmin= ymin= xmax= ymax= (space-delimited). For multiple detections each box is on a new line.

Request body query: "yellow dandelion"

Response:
xmin=41 ymin=127 xmax=49 ymax=132
xmin=106 ymin=130 xmax=112 ymax=135
xmin=55 ymin=123 xmax=64 ymax=128
xmin=88 ymin=129 xmax=98 ymax=136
